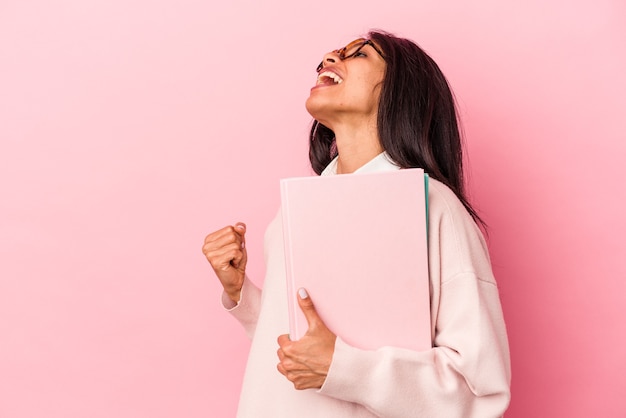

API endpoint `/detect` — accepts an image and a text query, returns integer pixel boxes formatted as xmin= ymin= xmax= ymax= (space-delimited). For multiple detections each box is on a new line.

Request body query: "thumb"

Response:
xmin=232 ymin=222 xmax=248 ymax=269
xmin=234 ymin=222 xmax=247 ymax=245
xmin=297 ymin=288 xmax=323 ymax=331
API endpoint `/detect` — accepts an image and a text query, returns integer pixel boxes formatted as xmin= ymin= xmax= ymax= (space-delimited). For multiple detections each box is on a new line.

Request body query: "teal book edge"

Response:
xmin=424 ymin=173 xmax=429 ymax=237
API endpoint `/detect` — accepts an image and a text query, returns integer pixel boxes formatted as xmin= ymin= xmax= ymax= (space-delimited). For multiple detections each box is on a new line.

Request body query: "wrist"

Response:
xmin=226 ymin=289 xmax=242 ymax=303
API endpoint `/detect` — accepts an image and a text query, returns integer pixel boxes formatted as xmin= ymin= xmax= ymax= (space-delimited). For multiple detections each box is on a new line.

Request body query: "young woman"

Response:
xmin=203 ymin=30 xmax=511 ymax=417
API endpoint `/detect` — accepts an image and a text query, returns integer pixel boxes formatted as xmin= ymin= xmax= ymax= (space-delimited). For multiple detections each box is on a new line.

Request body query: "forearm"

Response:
xmin=319 ymin=339 xmax=509 ymax=418
xmin=318 ymin=277 xmax=511 ymax=418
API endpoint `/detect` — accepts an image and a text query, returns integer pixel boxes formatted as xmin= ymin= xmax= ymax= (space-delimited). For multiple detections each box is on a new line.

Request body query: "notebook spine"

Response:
xmin=280 ymin=180 xmax=300 ymax=340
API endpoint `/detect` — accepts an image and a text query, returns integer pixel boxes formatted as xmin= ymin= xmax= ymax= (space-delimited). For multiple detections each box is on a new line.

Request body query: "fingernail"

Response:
xmin=298 ymin=288 xmax=308 ymax=299
xmin=241 ymin=242 xmax=245 ymax=249
xmin=236 ymin=224 xmax=245 ymax=230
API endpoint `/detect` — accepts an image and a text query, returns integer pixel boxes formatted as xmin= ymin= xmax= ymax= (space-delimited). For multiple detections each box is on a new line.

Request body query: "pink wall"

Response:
xmin=1 ymin=1 xmax=624 ymax=416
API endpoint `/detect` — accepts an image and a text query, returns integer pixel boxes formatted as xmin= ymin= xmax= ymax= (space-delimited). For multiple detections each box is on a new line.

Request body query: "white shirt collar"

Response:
xmin=321 ymin=152 xmax=400 ymax=176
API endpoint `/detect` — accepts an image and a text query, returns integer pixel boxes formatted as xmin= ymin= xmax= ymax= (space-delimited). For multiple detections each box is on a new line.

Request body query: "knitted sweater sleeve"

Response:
xmin=317 ymin=182 xmax=511 ymax=418
xmin=221 ymin=276 xmax=262 ymax=339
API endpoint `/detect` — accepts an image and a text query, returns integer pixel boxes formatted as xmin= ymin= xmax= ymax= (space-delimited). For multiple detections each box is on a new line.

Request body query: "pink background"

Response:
xmin=1 ymin=0 xmax=624 ymax=417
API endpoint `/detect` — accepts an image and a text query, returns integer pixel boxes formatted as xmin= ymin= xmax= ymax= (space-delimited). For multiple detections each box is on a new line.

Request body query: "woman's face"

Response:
xmin=305 ymin=39 xmax=386 ymax=129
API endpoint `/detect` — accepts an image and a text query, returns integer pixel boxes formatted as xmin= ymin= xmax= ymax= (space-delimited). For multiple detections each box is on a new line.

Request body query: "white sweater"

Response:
xmin=222 ymin=154 xmax=511 ymax=417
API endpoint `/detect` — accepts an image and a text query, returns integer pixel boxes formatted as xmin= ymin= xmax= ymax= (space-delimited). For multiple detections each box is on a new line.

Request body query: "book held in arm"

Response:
xmin=280 ymin=168 xmax=431 ymax=351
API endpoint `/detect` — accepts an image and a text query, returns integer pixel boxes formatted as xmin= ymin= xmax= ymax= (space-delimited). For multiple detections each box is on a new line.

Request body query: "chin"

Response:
xmin=305 ymin=95 xmax=323 ymax=120
xmin=305 ymin=95 xmax=334 ymax=126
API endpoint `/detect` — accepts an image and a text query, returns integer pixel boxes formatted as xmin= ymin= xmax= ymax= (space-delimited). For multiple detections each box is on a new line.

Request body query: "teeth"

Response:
xmin=317 ymin=71 xmax=343 ymax=85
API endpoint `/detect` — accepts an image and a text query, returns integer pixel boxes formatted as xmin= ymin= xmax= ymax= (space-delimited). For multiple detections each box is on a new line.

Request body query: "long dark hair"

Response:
xmin=309 ymin=30 xmax=484 ymax=226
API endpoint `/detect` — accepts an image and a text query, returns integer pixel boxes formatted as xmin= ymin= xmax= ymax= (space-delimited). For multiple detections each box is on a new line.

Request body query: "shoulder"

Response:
xmin=427 ymin=179 xmax=475 ymax=226
xmin=427 ymin=179 xmax=494 ymax=284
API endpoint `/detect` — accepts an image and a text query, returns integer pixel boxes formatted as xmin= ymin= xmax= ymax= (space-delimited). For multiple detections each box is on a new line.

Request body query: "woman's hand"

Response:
xmin=277 ymin=288 xmax=337 ymax=390
xmin=202 ymin=223 xmax=247 ymax=302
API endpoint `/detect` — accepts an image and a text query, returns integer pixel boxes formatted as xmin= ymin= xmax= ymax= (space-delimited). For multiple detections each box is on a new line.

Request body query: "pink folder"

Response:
xmin=280 ymin=168 xmax=431 ymax=351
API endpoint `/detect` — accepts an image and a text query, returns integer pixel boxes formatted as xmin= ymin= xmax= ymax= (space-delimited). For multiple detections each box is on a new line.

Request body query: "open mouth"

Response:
xmin=316 ymin=71 xmax=343 ymax=86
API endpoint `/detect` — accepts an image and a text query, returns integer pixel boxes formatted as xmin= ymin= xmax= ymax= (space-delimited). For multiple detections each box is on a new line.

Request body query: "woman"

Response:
xmin=203 ymin=30 xmax=511 ymax=417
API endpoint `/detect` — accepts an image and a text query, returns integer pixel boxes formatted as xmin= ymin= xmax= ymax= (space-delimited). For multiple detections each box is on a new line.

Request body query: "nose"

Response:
xmin=317 ymin=51 xmax=339 ymax=72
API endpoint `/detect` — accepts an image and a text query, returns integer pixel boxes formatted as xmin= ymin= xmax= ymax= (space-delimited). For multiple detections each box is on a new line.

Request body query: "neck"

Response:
xmin=331 ymin=121 xmax=383 ymax=174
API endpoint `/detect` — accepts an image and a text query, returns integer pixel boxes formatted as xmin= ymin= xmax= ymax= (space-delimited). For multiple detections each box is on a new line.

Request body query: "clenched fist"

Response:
xmin=202 ymin=222 xmax=248 ymax=302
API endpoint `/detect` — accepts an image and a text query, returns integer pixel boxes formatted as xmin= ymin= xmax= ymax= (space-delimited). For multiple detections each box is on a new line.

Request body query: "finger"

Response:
xmin=297 ymin=288 xmax=323 ymax=331
xmin=233 ymin=223 xmax=248 ymax=268
xmin=221 ymin=224 xmax=247 ymax=268
xmin=277 ymin=334 xmax=291 ymax=347
xmin=202 ymin=225 xmax=245 ymax=261
xmin=276 ymin=350 xmax=292 ymax=368
xmin=203 ymin=238 xmax=241 ymax=256
xmin=234 ymin=222 xmax=246 ymax=242
xmin=203 ymin=223 xmax=246 ymax=247
xmin=203 ymin=225 xmax=236 ymax=245
xmin=203 ymin=242 xmax=242 ymax=265
xmin=230 ymin=244 xmax=246 ymax=269
xmin=206 ymin=239 xmax=246 ymax=270
xmin=202 ymin=235 xmax=242 ymax=261
xmin=277 ymin=362 xmax=287 ymax=377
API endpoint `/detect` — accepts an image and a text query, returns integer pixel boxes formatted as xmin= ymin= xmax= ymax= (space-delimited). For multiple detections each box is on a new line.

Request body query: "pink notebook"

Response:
xmin=280 ymin=168 xmax=431 ymax=351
